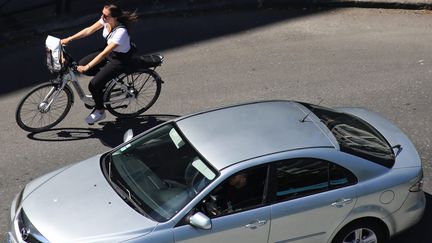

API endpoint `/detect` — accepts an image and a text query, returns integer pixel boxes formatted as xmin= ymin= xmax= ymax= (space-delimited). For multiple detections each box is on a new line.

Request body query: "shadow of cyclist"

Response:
xmin=26 ymin=114 xmax=179 ymax=148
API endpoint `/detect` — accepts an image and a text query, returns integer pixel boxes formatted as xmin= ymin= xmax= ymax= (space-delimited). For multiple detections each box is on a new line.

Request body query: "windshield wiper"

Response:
xmin=111 ymin=178 xmax=147 ymax=215
xmin=101 ymin=153 xmax=113 ymax=181
xmin=109 ymin=161 xmax=112 ymax=181
xmin=392 ymin=144 xmax=403 ymax=157
xmin=104 ymin=154 xmax=148 ymax=215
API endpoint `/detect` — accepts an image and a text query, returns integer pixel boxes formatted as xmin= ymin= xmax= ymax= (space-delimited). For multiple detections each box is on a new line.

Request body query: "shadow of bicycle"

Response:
xmin=26 ymin=114 xmax=179 ymax=148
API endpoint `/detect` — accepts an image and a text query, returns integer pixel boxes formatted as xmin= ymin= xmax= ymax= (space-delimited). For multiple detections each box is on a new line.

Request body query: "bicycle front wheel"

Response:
xmin=105 ymin=70 xmax=162 ymax=118
xmin=15 ymin=82 xmax=73 ymax=132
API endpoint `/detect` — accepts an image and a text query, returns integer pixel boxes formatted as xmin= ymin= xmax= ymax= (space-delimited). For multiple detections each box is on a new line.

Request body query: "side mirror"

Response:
xmin=188 ymin=212 xmax=212 ymax=230
xmin=123 ymin=129 xmax=134 ymax=143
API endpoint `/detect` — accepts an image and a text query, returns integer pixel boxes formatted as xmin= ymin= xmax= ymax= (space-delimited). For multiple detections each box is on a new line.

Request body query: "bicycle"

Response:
xmin=15 ymin=36 xmax=164 ymax=132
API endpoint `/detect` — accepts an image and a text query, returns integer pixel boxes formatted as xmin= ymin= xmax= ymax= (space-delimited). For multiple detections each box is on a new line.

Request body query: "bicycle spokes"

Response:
xmin=16 ymin=83 xmax=73 ymax=132
xmin=105 ymin=71 xmax=161 ymax=117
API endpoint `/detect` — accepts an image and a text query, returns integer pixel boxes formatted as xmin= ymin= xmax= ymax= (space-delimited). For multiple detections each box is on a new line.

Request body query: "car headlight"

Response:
xmin=15 ymin=189 xmax=24 ymax=214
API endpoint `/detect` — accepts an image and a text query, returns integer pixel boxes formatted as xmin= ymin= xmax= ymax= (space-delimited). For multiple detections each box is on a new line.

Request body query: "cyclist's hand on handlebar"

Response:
xmin=60 ymin=37 xmax=72 ymax=45
xmin=76 ymin=65 xmax=90 ymax=73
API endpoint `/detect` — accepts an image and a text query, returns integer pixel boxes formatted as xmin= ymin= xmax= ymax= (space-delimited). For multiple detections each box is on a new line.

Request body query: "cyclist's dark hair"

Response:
xmin=104 ymin=3 xmax=138 ymax=29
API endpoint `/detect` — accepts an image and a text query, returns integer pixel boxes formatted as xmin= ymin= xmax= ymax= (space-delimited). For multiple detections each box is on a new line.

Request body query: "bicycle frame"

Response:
xmin=53 ymin=67 xmax=136 ymax=109
xmin=48 ymin=46 xmax=137 ymax=110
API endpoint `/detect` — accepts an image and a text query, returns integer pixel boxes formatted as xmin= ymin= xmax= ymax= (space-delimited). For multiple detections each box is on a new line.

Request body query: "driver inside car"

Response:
xmin=202 ymin=170 xmax=265 ymax=217
xmin=221 ymin=172 xmax=255 ymax=212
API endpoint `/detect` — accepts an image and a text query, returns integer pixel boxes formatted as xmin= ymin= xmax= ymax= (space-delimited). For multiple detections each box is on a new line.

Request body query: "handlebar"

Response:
xmin=61 ymin=45 xmax=78 ymax=72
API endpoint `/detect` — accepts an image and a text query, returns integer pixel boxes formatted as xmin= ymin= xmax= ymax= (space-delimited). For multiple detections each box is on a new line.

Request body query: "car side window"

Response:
xmin=329 ymin=163 xmax=357 ymax=189
xmin=274 ymin=158 xmax=357 ymax=202
xmin=275 ymin=158 xmax=328 ymax=202
xmin=196 ymin=166 xmax=268 ymax=218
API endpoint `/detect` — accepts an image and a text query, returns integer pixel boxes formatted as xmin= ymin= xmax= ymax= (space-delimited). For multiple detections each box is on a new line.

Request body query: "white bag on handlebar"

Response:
xmin=45 ymin=35 xmax=63 ymax=73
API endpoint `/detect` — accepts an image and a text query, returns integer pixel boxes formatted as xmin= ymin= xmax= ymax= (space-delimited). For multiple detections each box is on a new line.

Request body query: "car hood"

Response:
xmin=21 ymin=155 xmax=157 ymax=242
xmin=337 ymin=107 xmax=421 ymax=168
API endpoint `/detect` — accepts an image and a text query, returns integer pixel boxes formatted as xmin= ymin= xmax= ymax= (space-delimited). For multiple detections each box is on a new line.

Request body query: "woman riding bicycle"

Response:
xmin=61 ymin=3 xmax=138 ymax=124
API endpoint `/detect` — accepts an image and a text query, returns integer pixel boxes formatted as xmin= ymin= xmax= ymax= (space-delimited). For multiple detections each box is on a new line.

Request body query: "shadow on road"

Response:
xmin=0 ymin=8 xmax=332 ymax=96
xmin=26 ymin=114 xmax=179 ymax=147
xmin=391 ymin=192 xmax=431 ymax=242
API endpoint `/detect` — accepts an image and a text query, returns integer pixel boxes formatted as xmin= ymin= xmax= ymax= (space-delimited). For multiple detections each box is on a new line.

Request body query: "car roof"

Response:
xmin=175 ymin=100 xmax=336 ymax=171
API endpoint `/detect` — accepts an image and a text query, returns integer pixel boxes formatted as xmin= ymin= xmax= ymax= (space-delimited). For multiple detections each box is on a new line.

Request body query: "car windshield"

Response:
xmin=104 ymin=123 xmax=217 ymax=222
xmin=302 ymin=103 xmax=395 ymax=168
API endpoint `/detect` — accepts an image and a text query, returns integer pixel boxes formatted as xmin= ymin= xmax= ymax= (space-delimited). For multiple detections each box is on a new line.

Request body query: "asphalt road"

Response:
xmin=1 ymin=7 xmax=431 ymax=242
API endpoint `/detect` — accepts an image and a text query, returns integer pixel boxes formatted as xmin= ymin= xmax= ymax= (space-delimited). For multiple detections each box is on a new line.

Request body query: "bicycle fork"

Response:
xmin=39 ymin=73 xmax=73 ymax=113
xmin=38 ymin=87 xmax=60 ymax=113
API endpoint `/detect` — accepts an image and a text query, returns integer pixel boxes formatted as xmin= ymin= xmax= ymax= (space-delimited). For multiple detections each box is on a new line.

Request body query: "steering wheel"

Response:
xmin=190 ymin=172 xmax=202 ymax=194
xmin=202 ymin=195 xmax=222 ymax=216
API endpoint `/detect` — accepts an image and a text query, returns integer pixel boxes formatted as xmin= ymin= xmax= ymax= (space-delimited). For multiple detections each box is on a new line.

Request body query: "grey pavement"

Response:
xmin=1 ymin=7 xmax=432 ymax=240
xmin=1 ymin=0 xmax=432 ymax=47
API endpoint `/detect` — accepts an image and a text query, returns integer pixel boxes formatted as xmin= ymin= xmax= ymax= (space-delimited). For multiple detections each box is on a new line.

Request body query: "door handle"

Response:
xmin=245 ymin=219 xmax=267 ymax=229
xmin=331 ymin=198 xmax=353 ymax=208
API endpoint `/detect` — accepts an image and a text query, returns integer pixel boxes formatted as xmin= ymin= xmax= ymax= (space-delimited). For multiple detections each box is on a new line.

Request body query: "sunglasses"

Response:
xmin=102 ymin=13 xmax=112 ymax=20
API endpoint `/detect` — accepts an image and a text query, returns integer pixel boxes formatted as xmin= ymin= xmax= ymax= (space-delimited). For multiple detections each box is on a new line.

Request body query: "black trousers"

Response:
xmin=79 ymin=51 xmax=128 ymax=110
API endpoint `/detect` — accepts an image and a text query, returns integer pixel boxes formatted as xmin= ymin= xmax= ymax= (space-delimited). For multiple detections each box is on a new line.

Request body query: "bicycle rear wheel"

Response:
xmin=105 ymin=70 xmax=162 ymax=118
xmin=16 ymin=82 xmax=73 ymax=132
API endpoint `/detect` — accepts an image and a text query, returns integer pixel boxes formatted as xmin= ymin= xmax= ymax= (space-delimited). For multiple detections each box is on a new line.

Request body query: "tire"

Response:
xmin=15 ymin=82 xmax=73 ymax=132
xmin=105 ymin=70 xmax=161 ymax=118
xmin=332 ymin=220 xmax=387 ymax=243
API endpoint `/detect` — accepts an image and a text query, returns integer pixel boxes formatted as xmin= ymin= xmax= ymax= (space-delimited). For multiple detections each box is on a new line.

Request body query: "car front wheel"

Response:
xmin=332 ymin=220 xmax=387 ymax=243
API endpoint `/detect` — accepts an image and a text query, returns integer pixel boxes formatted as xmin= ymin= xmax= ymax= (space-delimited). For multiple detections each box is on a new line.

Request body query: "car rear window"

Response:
xmin=301 ymin=103 xmax=395 ymax=168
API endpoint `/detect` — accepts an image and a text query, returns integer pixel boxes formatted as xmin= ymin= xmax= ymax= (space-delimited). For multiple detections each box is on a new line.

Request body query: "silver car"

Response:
xmin=5 ymin=100 xmax=425 ymax=243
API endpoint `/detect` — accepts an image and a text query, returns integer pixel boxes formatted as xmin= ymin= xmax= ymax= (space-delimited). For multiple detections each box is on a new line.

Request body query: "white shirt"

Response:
xmin=99 ymin=18 xmax=131 ymax=53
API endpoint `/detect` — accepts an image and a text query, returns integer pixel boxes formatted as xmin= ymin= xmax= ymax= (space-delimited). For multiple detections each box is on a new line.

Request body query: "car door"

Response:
xmin=268 ymin=158 xmax=358 ymax=243
xmin=174 ymin=206 xmax=271 ymax=243
xmin=174 ymin=165 xmax=271 ymax=243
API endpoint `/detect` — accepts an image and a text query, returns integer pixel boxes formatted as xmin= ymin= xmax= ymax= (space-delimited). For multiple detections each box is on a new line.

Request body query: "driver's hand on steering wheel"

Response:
xmin=208 ymin=204 xmax=221 ymax=216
